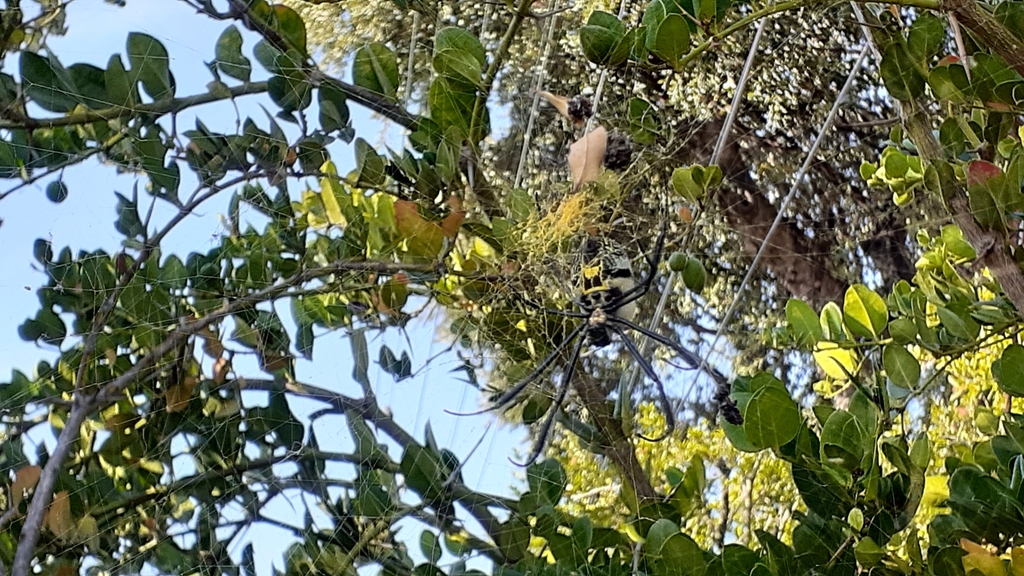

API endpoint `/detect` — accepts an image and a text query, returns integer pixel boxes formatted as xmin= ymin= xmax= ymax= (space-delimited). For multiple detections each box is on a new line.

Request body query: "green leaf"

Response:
xmin=742 ymin=374 xmax=801 ymax=450
xmin=427 ymin=76 xmax=477 ymax=137
xmin=879 ymin=43 xmax=925 ymax=101
xmin=996 ymin=0 xmax=1024 ymax=39
xmin=401 ymin=442 xmax=447 ymax=502
xmin=268 ymin=53 xmax=311 ymax=112
xmin=527 ymin=459 xmax=566 ymax=506
xmin=786 ymin=299 xmax=823 ymax=347
xmin=910 ymin=434 xmax=930 ymax=469
xmin=434 ymin=27 xmax=487 ymax=67
xmin=928 ymin=63 xmax=971 ymax=103
xmin=994 ymin=344 xmax=1024 ymax=397
xmin=907 ymin=13 xmax=944 ymax=64
xmin=628 ymin=97 xmax=658 ymax=144
xmin=572 ymin=516 xmax=593 ymax=551
xmin=350 ymin=329 xmax=370 ymax=390
xmin=379 ymin=345 xmax=412 ymax=381
xmin=159 ymin=254 xmax=189 ymax=290
xmin=433 ymin=49 xmax=483 ymax=88
xmin=646 ymin=518 xmax=679 ymax=556
xmin=353 ymin=43 xmax=399 ymax=101
xmin=813 ymin=342 xmax=857 ymax=380
xmin=819 ymin=301 xmax=846 ymax=341
xmin=114 ymin=189 xmax=146 ymax=238
xmin=940 ymin=224 xmax=977 ymax=261
xmin=215 ymin=25 xmax=252 ymax=83
xmin=20 ymin=52 xmax=79 ymax=113
xmin=67 ymin=64 xmax=109 ymax=110
xmin=432 ymin=28 xmax=486 ymax=87
xmin=580 ymin=12 xmax=626 ymax=66
xmin=651 ymin=14 xmax=690 ymax=68
xmin=854 ymin=537 xmax=885 ymax=567
xmin=643 ymin=0 xmax=667 ymax=50
xmin=296 ymin=321 xmax=314 ymax=360
xmin=660 ymin=533 xmax=704 ymax=576
xmin=497 ymin=518 xmax=530 ymax=562
xmin=820 ymin=410 xmax=866 ymax=471
xmin=505 ymin=188 xmax=534 ymax=222
xmin=127 ymin=32 xmax=175 ymax=101
xmin=273 ymin=5 xmax=307 ymax=54
xmin=319 ymin=81 xmax=352 ymax=134
xmin=420 ymin=531 xmax=442 ymax=564
xmin=883 ymin=345 xmax=920 ymax=389
xmin=355 ymin=138 xmax=387 ymax=189
xmin=105 ymin=54 xmax=135 ymax=109
xmin=843 ymin=284 xmax=888 ymax=339
xmin=671 ymin=166 xmax=703 ymax=202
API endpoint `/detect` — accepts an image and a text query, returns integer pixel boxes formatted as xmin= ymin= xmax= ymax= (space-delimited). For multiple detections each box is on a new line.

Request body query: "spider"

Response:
xmin=456 ymin=226 xmax=741 ymax=465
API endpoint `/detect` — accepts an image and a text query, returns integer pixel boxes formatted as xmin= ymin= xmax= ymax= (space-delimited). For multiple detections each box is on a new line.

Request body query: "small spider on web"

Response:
xmin=450 ymin=224 xmax=742 ymax=465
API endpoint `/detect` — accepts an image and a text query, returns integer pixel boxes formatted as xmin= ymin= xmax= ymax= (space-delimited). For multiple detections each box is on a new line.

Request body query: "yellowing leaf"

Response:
xmin=961 ymin=538 xmax=1005 ymax=576
xmin=921 ymin=475 xmax=949 ymax=508
xmin=45 ymin=491 xmax=75 ymax=542
xmin=320 ymin=163 xmax=347 ymax=226
xmin=813 ymin=342 xmax=858 ymax=379
xmin=12 ymin=464 xmax=41 ymax=510
xmin=537 ymin=90 xmax=570 ymax=119
xmin=77 ymin=514 xmax=100 ymax=549
xmin=569 ymin=126 xmax=607 ymax=192
xmin=394 ymin=200 xmax=445 ymax=261
xmin=1009 ymin=547 xmax=1024 ymax=576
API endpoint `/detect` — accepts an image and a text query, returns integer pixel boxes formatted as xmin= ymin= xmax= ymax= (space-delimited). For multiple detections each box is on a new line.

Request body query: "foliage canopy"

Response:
xmin=2 ymin=0 xmax=1024 ymax=576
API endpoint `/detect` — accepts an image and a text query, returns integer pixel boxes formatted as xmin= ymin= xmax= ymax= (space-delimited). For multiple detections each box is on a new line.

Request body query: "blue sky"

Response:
xmin=0 ymin=1 xmax=528 ymax=573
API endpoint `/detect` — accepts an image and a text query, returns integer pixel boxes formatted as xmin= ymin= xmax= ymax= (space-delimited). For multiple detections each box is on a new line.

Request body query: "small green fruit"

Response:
xmin=46 ymin=181 xmax=68 ymax=203
xmin=682 ymin=257 xmax=706 ymax=293
xmin=668 ymin=251 xmax=688 ymax=272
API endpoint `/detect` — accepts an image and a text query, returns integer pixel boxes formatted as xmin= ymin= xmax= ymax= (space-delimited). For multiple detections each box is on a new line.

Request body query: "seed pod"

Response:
xmin=567 ymin=95 xmax=593 ymax=126
xmin=603 ymin=131 xmax=633 ymax=170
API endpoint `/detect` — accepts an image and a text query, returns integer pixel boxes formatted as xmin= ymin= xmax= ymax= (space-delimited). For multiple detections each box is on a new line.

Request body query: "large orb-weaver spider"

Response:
xmin=457 ymin=226 xmax=741 ymax=465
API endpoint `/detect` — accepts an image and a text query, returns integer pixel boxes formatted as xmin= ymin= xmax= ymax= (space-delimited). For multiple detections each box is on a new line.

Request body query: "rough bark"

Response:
xmin=687 ymin=118 xmax=849 ymax=308
xmin=572 ymin=373 xmax=658 ymax=501
xmin=940 ymin=0 xmax=1024 ymax=78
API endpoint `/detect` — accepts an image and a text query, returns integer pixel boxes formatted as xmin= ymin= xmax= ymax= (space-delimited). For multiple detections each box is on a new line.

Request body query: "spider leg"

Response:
xmin=516 ymin=294 xmax=589 ymax=318
xmin=607 ymin=323 xmax=675 ymax=442
xmin=605 ymin=316 xmax=700 ymax=369
xmin=615 ymin=224 xmax=668 ymax=305
xmin=608 ymin=316 xmax=738 ymax=424
xmin=445 ymin=321 xmax=588 ymax=417
xmin=513 ymin=331 xmax=587 ymax=467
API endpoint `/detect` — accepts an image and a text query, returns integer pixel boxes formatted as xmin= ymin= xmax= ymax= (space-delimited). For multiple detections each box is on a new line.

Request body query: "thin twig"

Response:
xmin=0 ymin=82 xmax=268 ymax=130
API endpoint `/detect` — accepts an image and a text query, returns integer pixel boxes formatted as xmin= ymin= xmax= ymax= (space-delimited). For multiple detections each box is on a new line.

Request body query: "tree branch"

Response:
xmin=0 ymin=82 xmax=268 ymax=130
xmin=11 ymin=255 xmax=442 ymax=576
xmin=939 ymin=0 xmax=1024 ymax=78
xmin=186 ymin=0 xmax=419 ymax=128
xmin=244 ymin=378 xmax=515 ymax=540
xmin=572 ymin=373 xmax=658 ymax=501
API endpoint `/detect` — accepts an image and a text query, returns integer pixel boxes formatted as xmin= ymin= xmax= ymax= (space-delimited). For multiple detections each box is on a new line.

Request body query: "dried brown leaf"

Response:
xmin=166 ymin=375 xmax=198 ymax=413
xmin=12 ymin=465 xmax=41 ymax=510
xmin=537 ymin=90 xmax=570 ymax=119
xmin=213 ymin=357 xmax=230 ymax=385
xmin=45 ymin=491 xmax=75 ymax=541
xmin=568 ymin=126 xmax=608 ymax=192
